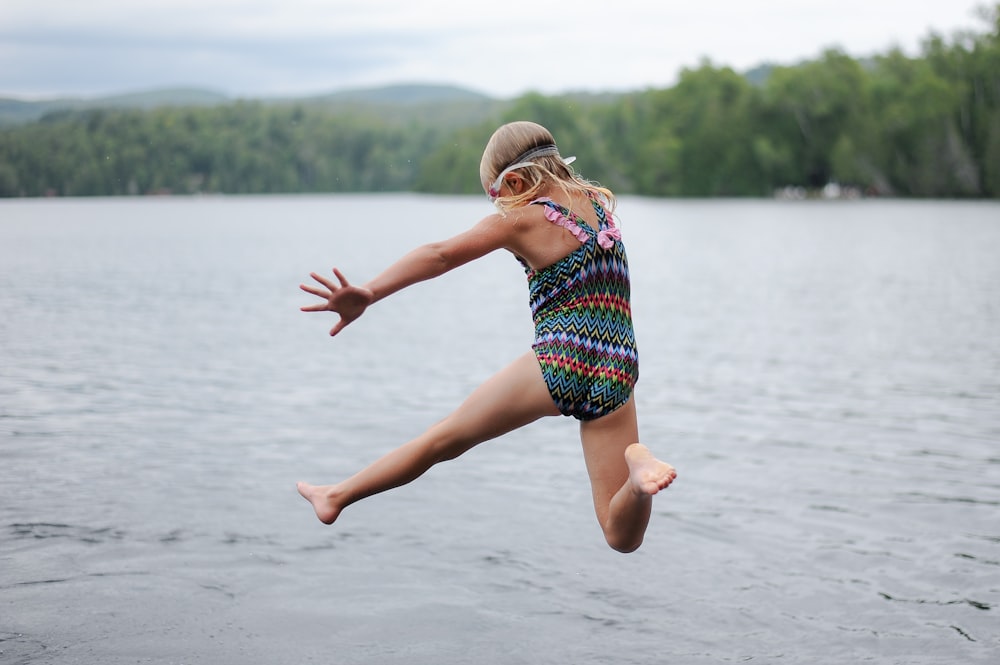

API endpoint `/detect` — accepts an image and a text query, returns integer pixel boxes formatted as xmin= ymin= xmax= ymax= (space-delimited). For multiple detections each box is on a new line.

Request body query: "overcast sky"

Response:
xmin=0 ymin=1 xmax=989 ymax=100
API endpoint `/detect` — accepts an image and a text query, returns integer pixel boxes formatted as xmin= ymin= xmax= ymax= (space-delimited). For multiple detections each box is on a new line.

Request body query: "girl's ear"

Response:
xmin=505 ymin=173 xmax=526 ymax=194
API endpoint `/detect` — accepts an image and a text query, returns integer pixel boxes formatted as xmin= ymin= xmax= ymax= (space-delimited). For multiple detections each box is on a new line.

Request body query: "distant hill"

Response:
xmin=0 ymin=72 xmax=780 ymax=128
xmin=743 ymin=64 xmax=776 ymax=87
xmin=0 ymin=87 xmax=231 ymax=126
xmin=302 ymin=83 xmax=493 ymax=105
xmin=4 ymin=76 xmax=795 ymax=127
xmin=287 ymin=83 xmax=505 ymax=127
xmin=95 ymin=88 xmax=231 ymax=109
xmin=0 ymin=84 xmax=502 ymax=127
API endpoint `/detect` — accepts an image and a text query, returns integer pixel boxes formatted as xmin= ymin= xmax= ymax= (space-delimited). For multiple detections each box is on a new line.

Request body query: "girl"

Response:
xmin=297 ymin=121 xmax=676 ymax=553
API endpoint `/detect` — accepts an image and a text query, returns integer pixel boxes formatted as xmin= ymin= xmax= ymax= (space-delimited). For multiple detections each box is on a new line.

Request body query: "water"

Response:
xmin=1 ymin=195 xmax=998 ymax=664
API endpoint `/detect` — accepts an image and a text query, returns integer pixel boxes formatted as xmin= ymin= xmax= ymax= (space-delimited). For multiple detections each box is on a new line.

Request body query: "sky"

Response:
xmin=0 ymin=1 xmax=990 ymax=100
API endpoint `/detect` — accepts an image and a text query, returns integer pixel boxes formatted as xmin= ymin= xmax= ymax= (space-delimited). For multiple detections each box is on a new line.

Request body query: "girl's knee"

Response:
xmin=605 ymin=530 xmax=644 ymax=554
xmin=424 ymin=419 xmax=476 ymax=463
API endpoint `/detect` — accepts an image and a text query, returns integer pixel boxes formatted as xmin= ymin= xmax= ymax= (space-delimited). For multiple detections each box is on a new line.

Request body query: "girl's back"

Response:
xmin=496 ymin=190 xmax=606 ymax=271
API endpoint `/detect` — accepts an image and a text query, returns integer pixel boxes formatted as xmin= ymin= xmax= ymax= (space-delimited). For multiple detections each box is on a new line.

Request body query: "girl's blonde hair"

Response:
xmin=480 ymin=121 xmax=616 ymax=213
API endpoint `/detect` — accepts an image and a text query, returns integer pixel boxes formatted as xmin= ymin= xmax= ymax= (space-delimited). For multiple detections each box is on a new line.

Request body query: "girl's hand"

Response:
xmin=300 ymin=268 xmax=374 ymax=336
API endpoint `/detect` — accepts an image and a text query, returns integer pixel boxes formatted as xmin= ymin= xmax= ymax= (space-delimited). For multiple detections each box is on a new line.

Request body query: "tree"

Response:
xmin=761 ymin=49 xmax=871 ymax=189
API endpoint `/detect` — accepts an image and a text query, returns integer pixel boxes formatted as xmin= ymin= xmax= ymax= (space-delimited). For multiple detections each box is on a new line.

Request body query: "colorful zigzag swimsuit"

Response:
xmin=521 ymin=196 xmax=638 ymax=421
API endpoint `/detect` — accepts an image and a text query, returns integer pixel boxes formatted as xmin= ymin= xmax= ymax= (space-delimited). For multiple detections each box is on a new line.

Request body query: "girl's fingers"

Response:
xmin=300 ymin=268 xmax=352 ymax=317
xmin=310 ymin=271 xmax=339 ymax=291
xmin=299 ymin=283 xmax=330 ymax=298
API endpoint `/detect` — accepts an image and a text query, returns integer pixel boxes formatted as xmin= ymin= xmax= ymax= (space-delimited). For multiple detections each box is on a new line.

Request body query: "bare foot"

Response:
xmin=296 ymin=481 xmax=343 ymax=524
xmin=625 ymin=443 xmax=676 ymax=496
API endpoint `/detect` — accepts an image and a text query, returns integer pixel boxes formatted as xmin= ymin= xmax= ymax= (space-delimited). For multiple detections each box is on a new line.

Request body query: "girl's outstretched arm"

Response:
xmin=301 ymin=214 xmax=515 ymax=336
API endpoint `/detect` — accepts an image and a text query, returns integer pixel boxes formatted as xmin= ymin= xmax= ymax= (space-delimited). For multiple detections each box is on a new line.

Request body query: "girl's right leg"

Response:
xmin=578 ymin=397 xmax=677 ymax=553
xmin=298 ymin=351 xmax=560 ymax=524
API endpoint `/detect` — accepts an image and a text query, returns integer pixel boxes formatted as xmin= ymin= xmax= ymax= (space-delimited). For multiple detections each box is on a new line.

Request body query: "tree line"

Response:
xmin=1 ymin=6 xmax=997 ymax=199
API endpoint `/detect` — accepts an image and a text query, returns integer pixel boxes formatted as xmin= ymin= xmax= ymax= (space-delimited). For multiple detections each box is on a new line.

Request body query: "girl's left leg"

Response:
xmin=578 ymin=396 xmax=677 ymax=553
xmin=298 ymin=351 xmax=560 ymax=524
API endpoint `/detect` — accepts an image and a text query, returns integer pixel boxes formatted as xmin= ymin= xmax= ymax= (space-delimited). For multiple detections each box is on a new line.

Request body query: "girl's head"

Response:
xmin=480 ymin=121 xmax=615 ymax=212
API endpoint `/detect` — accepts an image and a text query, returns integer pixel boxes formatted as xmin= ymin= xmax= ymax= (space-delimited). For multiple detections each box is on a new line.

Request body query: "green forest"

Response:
xmin=1 ymin=6 xmax=998 ymax=199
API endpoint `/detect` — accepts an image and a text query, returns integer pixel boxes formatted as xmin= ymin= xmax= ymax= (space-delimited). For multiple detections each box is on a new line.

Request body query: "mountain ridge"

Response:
xmin=0 ymin=83 xmax=499 ymax=126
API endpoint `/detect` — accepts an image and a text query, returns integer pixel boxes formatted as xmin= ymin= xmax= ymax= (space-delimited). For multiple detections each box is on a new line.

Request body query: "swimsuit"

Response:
xmin=521 ymin=196 xmax=638 ymax=420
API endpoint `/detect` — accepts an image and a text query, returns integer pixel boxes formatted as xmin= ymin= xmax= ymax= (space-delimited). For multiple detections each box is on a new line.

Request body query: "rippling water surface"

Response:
xmin=1 ymin=195 xmax=998 ymax=664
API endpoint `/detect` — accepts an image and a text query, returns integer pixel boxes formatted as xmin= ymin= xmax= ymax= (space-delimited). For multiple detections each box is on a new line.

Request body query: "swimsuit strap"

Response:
xmin=587 ymin=194 xmax=621 ymax=248
xmin=588 ymin=194 xmax=609 ymax=227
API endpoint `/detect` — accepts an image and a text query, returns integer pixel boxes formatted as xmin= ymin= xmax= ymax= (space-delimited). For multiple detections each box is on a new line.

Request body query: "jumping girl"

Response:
xmin=297 ymin=121 xmax=676 ymax=553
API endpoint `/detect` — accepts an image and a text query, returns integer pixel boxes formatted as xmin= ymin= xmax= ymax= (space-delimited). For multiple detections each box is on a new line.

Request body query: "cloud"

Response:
xmin=0 ymin=13 xmax=443 ymax=97
xmin=0 ymin=0 xmax=988 ymax=99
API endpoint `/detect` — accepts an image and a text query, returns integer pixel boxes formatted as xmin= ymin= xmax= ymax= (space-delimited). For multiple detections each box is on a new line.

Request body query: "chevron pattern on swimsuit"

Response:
xmin=524 ymin=198 xmax=639 ymax=421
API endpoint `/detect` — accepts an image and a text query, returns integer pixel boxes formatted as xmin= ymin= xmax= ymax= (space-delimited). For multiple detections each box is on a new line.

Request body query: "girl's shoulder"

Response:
xmin=460 ymin=206 xmax=548 ymax=253
xmin=480 ymin=201 xmax=548 ymax=230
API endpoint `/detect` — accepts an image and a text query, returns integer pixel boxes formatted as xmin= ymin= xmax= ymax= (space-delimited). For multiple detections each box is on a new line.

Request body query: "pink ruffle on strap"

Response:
xmin=533 ymin=197 xmax=589 ymax=244
xmin=597 ymin=227 xmax=621 ymax=249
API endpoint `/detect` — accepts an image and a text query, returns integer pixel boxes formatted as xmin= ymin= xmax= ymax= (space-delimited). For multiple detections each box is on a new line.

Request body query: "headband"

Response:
xmin=487 ymin=144 xmax=577 ymax=200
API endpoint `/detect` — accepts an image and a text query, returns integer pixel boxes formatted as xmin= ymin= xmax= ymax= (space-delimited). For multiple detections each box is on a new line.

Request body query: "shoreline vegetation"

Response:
xmin=1 ymin=6 xmax=998 ymax=200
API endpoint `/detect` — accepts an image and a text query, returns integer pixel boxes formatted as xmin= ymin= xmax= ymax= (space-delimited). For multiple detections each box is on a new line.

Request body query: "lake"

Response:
xmin=1 ymin=195 xmax=998 ymax=664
